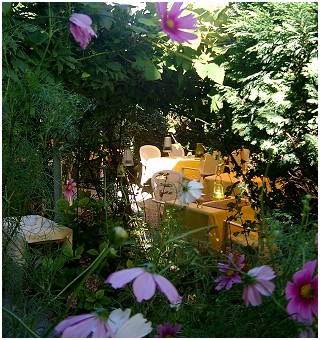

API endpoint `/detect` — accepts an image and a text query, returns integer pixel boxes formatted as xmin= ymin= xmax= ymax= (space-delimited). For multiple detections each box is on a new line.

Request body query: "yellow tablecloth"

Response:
xmin=164 ymin=199 xmax=257 ymax=251
xmin=203 ymin=173 xmax=270 ymax=198
xmin=3 ymin=215 xmax=73 ymax=263
xmin=144 ymin=156 xmax=201 ymax=182
xmin=202 ymin=173 xmax=241 ymax=197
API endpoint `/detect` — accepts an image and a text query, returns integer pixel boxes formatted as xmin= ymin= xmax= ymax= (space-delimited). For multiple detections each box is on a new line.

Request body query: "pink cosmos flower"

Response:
xmin=242 ymin=265 xmax=276 ymax=307
xmin=215 ymin=253 xmax=245 ymax=290
xmin=64 ymin=178 xmax=76 ymax=198
xmin=155 ymin=322 xmax=182 ymax=338
xmin=55 ymin=308 xmax=152 ymax=338
xmin=155 ymin=2 xmax=197 ymax=43
xmin=105 ymin=267 xmax=182 ymax=304
xmin=70 ymin=13 xmax=97 ymax=49
xmin=285 ymin=260 xmax=318 ymax=325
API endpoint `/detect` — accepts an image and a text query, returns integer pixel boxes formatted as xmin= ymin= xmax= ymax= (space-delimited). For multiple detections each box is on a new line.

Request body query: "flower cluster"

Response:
xmin=55 ymin=266 xmax=182 ymax=337
xmin=215 ymin=253 xmax=276 ymax=306
xmin=214 ymin=254 xmax=318 ymax=327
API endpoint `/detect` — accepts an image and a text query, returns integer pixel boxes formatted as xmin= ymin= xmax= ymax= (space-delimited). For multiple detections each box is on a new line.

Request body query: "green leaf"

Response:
xmin=2 ymin=2 xmax=11 ymax=15
xmin=138 ymin=17 xmax=157 ymax=27
xmin=78 ymin=197 xmax=90 ymax=208
xmin=132 ymin=58 xmax=161 ymax=81
xmin=75 ymin=246 xmax=84 ymax=259
xmin=85 ymin=297 xmax=96 ymax=303
xmin=87 ymin=249 xmax=99 ymax=256
xmin=98 ymin=10 xmax=114 ymax=30
xmin=62 ymin=242 xmax=73 ymax=258
xmin=99 ymin=296 xmax=112 ymax=305
xmin=194 ymin=61 xmax=225 ymax=84
xmin=95 ymin=290 xmax=104 ymax=299
xmin=56 ymin=198 xmax=69 ymax=211
xmin=99 ymin=242 xmax=108 ymax=252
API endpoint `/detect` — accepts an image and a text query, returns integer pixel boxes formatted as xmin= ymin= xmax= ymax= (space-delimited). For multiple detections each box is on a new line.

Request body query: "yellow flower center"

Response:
xmin=300 ymin=284 xmax=315 ymax=300
xmin=68 ymin=185 xmax=72 ymax=190
xmin=166 ymin=19 xmax=174 ymax=29
xmin=227 ymin=269 xmax=234 ymax=276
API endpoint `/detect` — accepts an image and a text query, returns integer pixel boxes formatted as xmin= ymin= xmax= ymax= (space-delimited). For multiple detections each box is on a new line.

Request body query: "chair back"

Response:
xmin=169 ymin=143 xmax=185 ymax=157
xmin=151 ymin=170 xmax=183 ymax=203
xmin=139 ymin=145 xmax=161 ymax=166
xmin=230 ymin=148 xmax=250 ymax=170
xmin=200 ymin=153 xmax=219 ymax=177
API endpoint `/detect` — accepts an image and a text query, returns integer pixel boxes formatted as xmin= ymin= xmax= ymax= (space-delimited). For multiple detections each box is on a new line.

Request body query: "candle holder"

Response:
xmin=195 ymin=143 xmax=205 ymax=159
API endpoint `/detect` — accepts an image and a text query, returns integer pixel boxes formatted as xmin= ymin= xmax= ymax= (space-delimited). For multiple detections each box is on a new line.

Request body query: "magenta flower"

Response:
xmin=70 ymin=13 xmax=97 ymax=49
xmin=242 ymin=265 xmax=276 ymax=307
xmin=155 ymin=2 xmax=197 ymax=43
xmin=155 ymin=322 xmax=182 ymax=338
xmin=105 ymin=267 xmax=182 ymax=304
xmin=64 ymin=178 xmax=76 ymax=198
xmin=215 ymin=253 xmax=245 ymax=290
xmin=285 ymin=260 xmax=318 ymax=325
xmin=55 ymin=308 xmax=152 ymax=338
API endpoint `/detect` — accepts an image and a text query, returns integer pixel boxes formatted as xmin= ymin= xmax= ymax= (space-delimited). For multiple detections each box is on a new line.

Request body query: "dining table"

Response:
xmin=143 ymin=155 xmax=201 ymax=184
xmin=164 ymin=197 xmax=257 ymax=252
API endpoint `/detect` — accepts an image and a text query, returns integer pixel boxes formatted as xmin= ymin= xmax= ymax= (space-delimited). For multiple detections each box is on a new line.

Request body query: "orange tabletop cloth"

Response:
xmin=164 ymin=199 xmax=257 ymax=251
xmin=202 ymin=172 xmax=271 ymax=198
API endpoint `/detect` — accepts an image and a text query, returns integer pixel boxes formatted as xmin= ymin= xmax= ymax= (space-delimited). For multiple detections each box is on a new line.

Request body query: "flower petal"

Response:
xmin=105 ymin=268 xmax=145 ymax=288
xmin=107 ymin=308 xmax=131 ymax=334
xmin=153 ymin=273 xmax=182 ymax=304
xmin=132 ymin=271 xmax=156 ymax=302
xmin=115 ymin=313 xmax=152 ymax=338
xmin=60 ymin=316 xmax=99 ymax=338
xmin=55 ymin=314 xmax=95 ymax=334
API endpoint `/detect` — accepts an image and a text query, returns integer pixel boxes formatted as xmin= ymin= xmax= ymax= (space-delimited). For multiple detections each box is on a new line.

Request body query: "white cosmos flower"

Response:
xmin=178 ymin=180 xmax=204 ymax=205
xmin=106 ymin=308 xmax=152 ymax=338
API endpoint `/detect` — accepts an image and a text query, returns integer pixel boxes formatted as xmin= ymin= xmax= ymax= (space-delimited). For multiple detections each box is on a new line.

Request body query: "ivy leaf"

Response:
xmin=194 ymin=61 xmax=225 ymax=84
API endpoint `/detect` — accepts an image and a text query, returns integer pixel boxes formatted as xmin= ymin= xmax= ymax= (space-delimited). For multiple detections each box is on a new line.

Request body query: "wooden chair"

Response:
xmin=221 ymin=219 xmax=259 ymax=253
xmin=168 ymin=143 xmax=185 ymax=157
xmin=181 ymin=153 xmax=218 ymax=182
xmin=139 ymin=145 xmax=161 ymax=185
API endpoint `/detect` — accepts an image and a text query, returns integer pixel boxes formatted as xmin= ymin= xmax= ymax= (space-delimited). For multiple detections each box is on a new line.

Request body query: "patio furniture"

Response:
xmin=168 ymin=143 xmax=185 ymax=157
xmin=3 ymin=215 xmax=73 ymax=264
xmin=221 ymin=219 xmax=259 ymax=253
xmin=181 ymin=153 xmax=219 ymax=182
xmin=139 ymin=145 xmax=161 ymax=185
xmin=164 ymin=197 xmax=257 ymax=251
xmin=141 ymin=156 xmax=201 ymax=185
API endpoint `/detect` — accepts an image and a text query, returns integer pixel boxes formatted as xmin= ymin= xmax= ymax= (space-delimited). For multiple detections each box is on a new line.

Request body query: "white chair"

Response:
xmin=140 ymin=145 xmax=161 ymax=185
xmin=168 ymin=143 xmax=185 ymax=157
xmin=151 ymin=170 xmax=184 ymax=220
xmin=151 ymin=170 xmax=184 ymax=203
xmin=181 ymin=153 xmax=218 ymax=182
